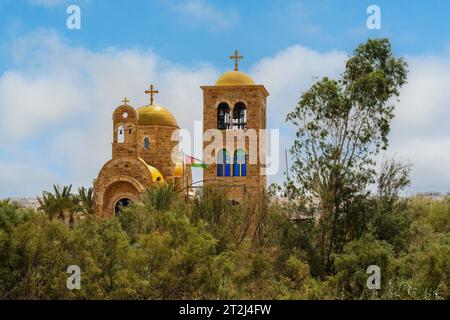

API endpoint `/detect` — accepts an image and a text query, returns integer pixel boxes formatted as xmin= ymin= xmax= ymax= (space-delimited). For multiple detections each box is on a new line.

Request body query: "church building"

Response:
xmin=92 ymin=86 xmax=191 ymax=216
xmin=93 ymin=51 xmax=268 ymax=216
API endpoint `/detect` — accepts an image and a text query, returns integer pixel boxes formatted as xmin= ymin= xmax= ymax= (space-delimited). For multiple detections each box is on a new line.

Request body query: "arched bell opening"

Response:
xmin=217 ymin=102 xmax=231 ymax=130
xmin=233 ymin=102 xmax=247 ymax=129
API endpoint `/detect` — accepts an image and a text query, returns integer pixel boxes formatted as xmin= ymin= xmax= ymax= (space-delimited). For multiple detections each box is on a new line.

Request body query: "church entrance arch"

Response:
xmin=102 ymin=178 xmax=143 ymax=216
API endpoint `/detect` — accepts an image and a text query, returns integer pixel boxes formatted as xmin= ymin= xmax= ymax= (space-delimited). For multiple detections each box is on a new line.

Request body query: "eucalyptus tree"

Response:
xmin=286 ymin=39 xmax=408 ymax=273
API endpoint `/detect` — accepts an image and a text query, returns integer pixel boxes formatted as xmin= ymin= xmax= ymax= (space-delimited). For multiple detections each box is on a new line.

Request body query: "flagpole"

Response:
xmin=182 ymin=151 xmax=185 ymax=190
xmin=285 ymin=148 xmax=289 ymax=180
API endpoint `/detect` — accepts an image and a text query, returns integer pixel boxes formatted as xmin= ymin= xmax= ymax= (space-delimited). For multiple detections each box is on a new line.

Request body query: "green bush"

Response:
xmin=0 ymin=191 xmax=448 ymax=300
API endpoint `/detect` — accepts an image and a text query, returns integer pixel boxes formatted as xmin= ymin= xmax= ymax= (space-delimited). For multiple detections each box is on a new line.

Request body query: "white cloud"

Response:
xmin=172 ymin=0 xmax=238 ymax=31
xmin=387 ymin=53 xmax=450 ymax=192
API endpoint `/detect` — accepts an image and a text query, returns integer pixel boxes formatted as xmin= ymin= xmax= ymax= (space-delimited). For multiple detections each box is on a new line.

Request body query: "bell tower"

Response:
xmin=112 ymin=98 xmax=138 ymax=159
xmin=201 ymin=51 xmax=269 ymax=203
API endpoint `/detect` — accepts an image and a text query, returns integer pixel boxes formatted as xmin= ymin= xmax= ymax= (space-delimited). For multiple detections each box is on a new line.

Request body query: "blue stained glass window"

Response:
xmin=233 ymin=149 xmax=247 ymax=177
xmin=225 ymin=164 xmax=231 ymax=176
xmin=217 ymin=149 xmax=231 ymax=177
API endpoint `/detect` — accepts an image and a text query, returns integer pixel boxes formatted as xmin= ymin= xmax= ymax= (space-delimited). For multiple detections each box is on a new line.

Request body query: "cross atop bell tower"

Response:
xmin=229 ymin=50 xmax=243 ymax=71
xmin=201 ymin=51 xmax=269 ymax=204
xmin=145 ymin=84 xmax=159 ymax=105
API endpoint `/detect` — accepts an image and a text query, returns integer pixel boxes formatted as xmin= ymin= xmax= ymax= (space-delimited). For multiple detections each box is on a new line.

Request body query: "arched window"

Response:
xmin=217 ymin=149 xmax=231 ymax=177
xmin=217 ymin=103 xmax=231 ymax=130
xmin=233 ymin=102 xmax=247 ymax=129
xmin=144 ymin=137 xmax=150 ymax=150
xmin=118 ymin=125 xmax=125 ymax=143
xmin=115 ymin=198 xmax=132 ymax=215
xmin=233 ymin=149 xmax=247 ymax=177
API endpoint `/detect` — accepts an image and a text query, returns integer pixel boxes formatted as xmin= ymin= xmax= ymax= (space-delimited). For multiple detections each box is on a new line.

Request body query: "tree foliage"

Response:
xmin=286 ymin=39 xmax=409 ymax=273
xmin=0 ymin=186 xmax=448 ymax=300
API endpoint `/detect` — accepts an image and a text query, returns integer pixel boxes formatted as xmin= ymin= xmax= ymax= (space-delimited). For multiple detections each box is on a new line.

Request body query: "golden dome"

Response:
xmin=146 ymin=164 xmax=164 ymax=182
xmin=215 ymin=70 xmax=255 ymax=86
xmin=173 ymin=162 xmax=184 ymax=177
xmin=137 ymin=104 xmax=178 ymax=127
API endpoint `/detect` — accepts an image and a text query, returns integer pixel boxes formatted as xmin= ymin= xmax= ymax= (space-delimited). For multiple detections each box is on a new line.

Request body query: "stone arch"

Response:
xmin=232 ymin=102 xmax=247 ymax=129
xmin=214 ymin=99 xmax=233 ymax=109
xmin=217 ymin=102 xmax=231 ymax=130
xmin=101 ymin=176 xmax=144 ymax=216
xmin=96 ymin=158 xmax=153 ymax=189
xmin=111 ymin=192 xmax=138 ymax=215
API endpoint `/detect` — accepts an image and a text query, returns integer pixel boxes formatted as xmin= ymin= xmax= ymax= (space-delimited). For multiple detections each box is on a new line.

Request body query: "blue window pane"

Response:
xmin=241 ymin=164 xmax=247 ymax=176
xmin=233 ymin=164 xmax=239 ymax=176
xmin=225 ymin=164 xmax=231 ymax=176
xmin=217 ymin=164 xmax=223 ymax=177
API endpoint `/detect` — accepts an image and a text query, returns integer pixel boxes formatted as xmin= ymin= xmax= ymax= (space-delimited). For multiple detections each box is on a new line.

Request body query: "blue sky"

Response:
xmin=0 ymin=0 xmax=450 ymax=197
xmin=1 ymin=0 xmax=449 ymax=69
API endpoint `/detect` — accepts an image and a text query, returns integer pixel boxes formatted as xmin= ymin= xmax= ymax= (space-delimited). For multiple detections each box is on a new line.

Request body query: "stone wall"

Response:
xmin=137 ymin=125 xmax=179 ymax=179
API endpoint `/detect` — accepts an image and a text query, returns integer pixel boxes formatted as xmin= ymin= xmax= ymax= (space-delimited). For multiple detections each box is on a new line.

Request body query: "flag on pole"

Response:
xmin=185 ymin=154 xmax=207 ymax=168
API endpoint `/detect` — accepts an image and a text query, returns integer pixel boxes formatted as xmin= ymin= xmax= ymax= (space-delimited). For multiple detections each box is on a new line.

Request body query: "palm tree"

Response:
xmin=78 ymin=186 xmax=95 ymax=216
xmin=38 ymin=185 xmax=80 ymax=224
xmin=37 ymin=190 xmax=58 ymax=221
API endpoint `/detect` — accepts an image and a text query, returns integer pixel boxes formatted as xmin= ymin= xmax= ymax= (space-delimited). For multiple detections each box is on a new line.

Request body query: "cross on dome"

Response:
xmin=229 ymin=50 xmax=243 ymax=71
xmin=145 ymin=84 xmax=159 ymax=105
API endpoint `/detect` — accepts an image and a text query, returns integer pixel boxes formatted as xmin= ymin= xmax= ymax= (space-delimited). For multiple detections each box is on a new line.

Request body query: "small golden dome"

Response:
xmin=146 ymin=164 xmax=164 ymax=182
xmin=215 ymin=70 xmax=255 ymax=86
xmin=173 ymin=162 xmax=184 ymax=177
xmin=137 ymin=104 xmax=178 ymax=127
